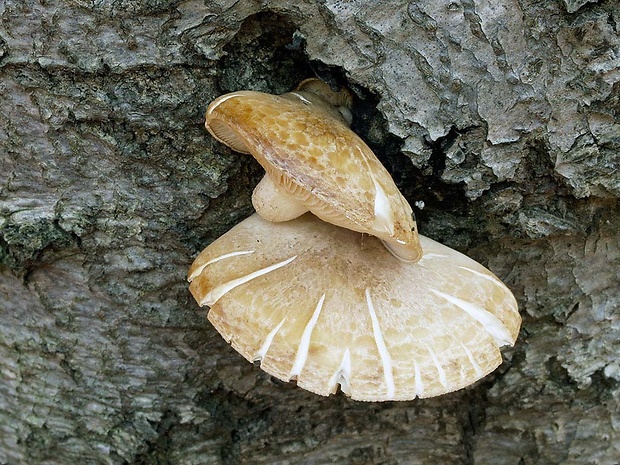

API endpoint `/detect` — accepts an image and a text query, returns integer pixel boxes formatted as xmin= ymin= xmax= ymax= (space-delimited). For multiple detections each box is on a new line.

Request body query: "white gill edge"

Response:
xmin=207 ymin=92 xmax=244 ymax=115
xmin=432 ymin=290 xmax=513 ymax=347
xmin=254 ymin=318 xmax=287 ymax=362
xmin=188 ymin=250 xmax=255 ymax=281
xmin=289 ymin=294 xmax=326 ymax=379
xmin=461 ymin=343 xmax=484 ymax=377
xmin=459 ymin=266 xmax=505 ymax=287
xmin=200 ymin=255 xmax=297 ymax=307
xmin=428 ymin=346 xmax=448 ymax=389
xmin=365 ymin=289 xmax=395 ymax=399
xmin=414 ymin=360 xmax=424 ymax=398
xmin=328 ymin=347 xmax=352 ymax=395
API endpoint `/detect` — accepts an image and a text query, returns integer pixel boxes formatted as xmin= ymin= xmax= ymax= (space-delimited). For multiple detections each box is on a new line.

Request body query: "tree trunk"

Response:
xmin=1 ymin=1 xmax=618 ymax=464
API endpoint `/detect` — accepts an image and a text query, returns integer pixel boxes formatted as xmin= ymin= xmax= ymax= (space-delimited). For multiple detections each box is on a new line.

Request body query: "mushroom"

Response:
xmin=204 ymin=79 xmax=422 ymax=262
xmin=188 ymin=213 xmax=521 ymax=401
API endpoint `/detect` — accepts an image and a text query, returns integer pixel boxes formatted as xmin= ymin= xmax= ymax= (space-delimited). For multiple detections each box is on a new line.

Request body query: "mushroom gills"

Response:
xmin=206 ymin=118 xmax=251 ymax=154
xmin=188 ymin=213 xmax=521 ymax=401
xmin=258 ymin=166 xmax=423 ymax=263
xmin=255 ymin=167 xmax=365 ymax=232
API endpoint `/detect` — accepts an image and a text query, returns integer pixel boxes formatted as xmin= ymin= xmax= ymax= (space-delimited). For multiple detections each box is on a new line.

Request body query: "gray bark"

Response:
xmin=1 ymin=0 xmax=619 ymax=464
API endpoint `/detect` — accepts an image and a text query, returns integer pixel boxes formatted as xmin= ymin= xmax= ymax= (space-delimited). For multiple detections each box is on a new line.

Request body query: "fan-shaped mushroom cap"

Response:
xmin=188 ymin=214 xmax=521 ymax=401
xmin=204 ymin=79 xmax=422 ymax=262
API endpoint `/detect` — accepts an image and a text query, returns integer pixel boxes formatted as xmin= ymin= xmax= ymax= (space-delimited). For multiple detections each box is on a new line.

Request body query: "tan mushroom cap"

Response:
xmin=188 ymin=214 xmax=521 ymax=401
xmin=204 ymin=80 xmax=422 ymax=262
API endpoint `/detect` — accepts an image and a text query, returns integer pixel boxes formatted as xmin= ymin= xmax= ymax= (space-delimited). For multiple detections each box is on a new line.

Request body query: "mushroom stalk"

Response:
xmin=252 ymin=174 xmax=308 ymax=222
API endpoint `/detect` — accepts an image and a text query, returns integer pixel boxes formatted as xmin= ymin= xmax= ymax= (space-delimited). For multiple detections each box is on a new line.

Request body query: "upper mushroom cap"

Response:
xmin=204 ymin=82 xmax=421 ymax=261
xmin=188 ymin=214 xmax=521 ymax=401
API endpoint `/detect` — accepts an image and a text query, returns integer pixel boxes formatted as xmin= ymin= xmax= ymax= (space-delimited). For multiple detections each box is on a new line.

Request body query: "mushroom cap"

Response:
xmin=204 ymin=88 xmax=420 ymax=260
xmin=188 ymin=214 xmax=521 ymax=401
xmin=294 ymin=78 xmax=354 ymax=111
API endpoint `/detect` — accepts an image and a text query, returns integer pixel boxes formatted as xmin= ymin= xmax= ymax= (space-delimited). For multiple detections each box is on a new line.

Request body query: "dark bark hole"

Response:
xmin=217 ymin=12 xmax=314 ymax=95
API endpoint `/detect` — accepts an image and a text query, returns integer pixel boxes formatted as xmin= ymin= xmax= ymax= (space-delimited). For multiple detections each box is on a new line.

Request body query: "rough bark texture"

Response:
xmin=1 ymin=0 xmax=619 ymax=464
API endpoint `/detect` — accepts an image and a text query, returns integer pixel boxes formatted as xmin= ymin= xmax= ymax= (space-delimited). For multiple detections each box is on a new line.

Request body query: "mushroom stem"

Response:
xmin=381 ymin=237 xmax=423 ymax=263
xmin=252 ymin=174 xmax=309 ymax=222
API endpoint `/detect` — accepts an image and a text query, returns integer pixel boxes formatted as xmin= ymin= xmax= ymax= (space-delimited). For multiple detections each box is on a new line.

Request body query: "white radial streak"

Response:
xmin=289 ymin=294 xmax=326 ymax=378
xmin=200 ymin=255 xmax=297 ymax=306
xmin=188 ymin=250 xmax=255 ymax=281
xmin=365 ymin=289 xmax=395 ymax=399
xmin=254 ymin=318 xmax=286 ymax=362
xmin=414 ymin=360 xmax=424 ymax=398
xmin=372 ymin=178 xmax=394 ymax=234
xmin=328 ymin=348 xmax=352 ymax=395
xmin=288 ymin=92 xmax=312 ymax=104
xmin=458 ymin=266 xmax=504 ymax=286
xmin=461 ymin=343 xmax=483 ymax=377
xmin=432 ymin=290 xmax=513 ymax=346
xmin=355 ymin=146 xmax=393 ymax=235
xmin=428 ymin=347 xmax=448 ymax=388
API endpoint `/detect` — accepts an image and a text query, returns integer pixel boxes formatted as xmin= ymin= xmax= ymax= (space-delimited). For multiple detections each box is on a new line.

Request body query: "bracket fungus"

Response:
xmin=191 ymin=79 xmax=521 ymax=401
xmin=205 ymin=78 xmax=422 ymax=262
xmin=188 ymin=214 xmax=520 ymax=401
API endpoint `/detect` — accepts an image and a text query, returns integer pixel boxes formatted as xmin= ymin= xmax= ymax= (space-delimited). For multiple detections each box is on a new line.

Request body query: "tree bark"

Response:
xmin=1 ymin=1 xmax=618 ymax=464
